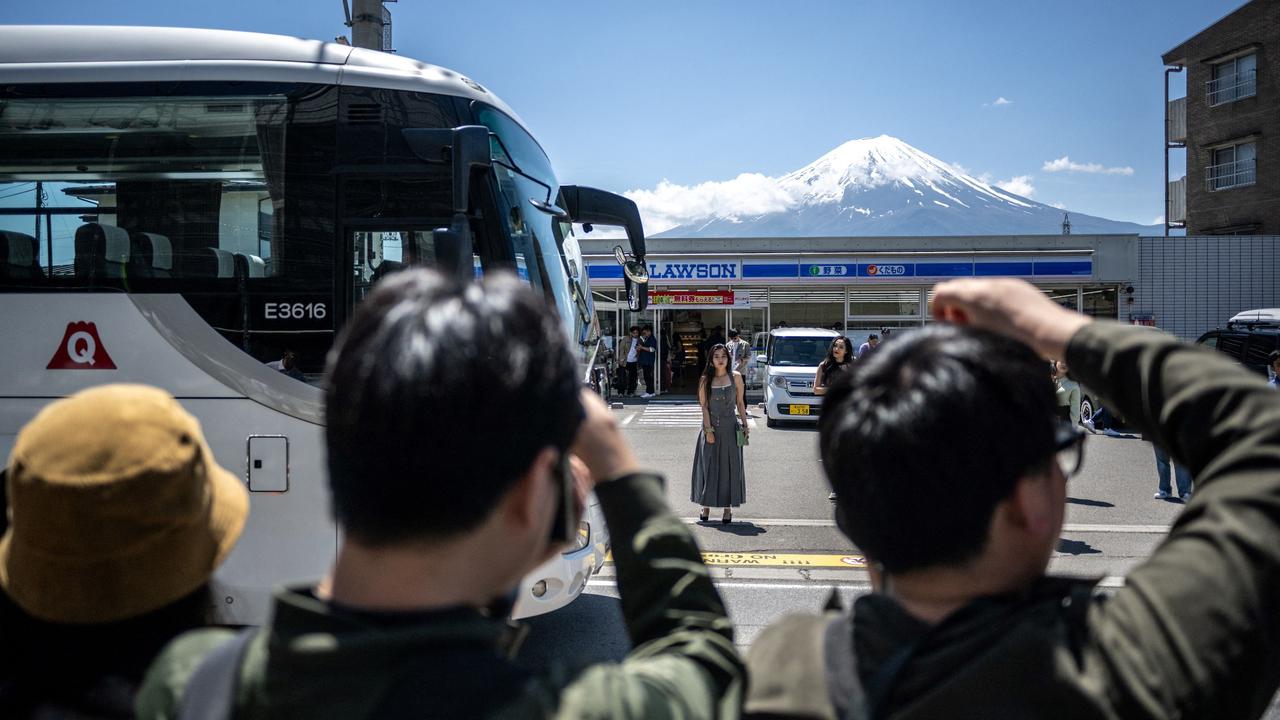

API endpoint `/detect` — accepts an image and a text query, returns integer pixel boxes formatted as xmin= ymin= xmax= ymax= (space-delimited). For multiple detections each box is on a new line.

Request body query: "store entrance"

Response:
xmin=662 ymin=309 xmax=729 ymax=396
xmin=612 ymin=307 xmax=729 ymax=397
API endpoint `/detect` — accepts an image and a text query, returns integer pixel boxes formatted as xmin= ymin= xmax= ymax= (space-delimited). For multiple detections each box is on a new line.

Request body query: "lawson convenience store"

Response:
xmin=581 ymin=233 xmax=1137 ymax=392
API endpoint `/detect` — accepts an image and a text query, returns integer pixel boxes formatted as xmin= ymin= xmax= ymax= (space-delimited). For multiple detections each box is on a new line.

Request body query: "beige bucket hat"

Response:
xmin=0 ymin=384 xmax=248 ymax=624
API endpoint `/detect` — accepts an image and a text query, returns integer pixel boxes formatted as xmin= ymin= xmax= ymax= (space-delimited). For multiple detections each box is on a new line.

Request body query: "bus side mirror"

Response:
xmin=402 ymin=126 xmax=492 ymax=216
xmin=433 ymin=223 xmax=473 ymax=279
xmin=404 ymin=126 xmax=491 ymax=280
xmin=560 ymin=185 xmax=649 ymax=311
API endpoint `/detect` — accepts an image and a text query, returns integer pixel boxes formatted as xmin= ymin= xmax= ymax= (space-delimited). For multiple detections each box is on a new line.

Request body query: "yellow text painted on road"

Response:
xmin=606 ymin=551 xmax=866 ymax=568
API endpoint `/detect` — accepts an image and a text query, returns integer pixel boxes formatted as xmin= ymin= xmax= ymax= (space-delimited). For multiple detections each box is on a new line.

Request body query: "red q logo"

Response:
xmin=47 ymin=322 xmax=117 ymax=370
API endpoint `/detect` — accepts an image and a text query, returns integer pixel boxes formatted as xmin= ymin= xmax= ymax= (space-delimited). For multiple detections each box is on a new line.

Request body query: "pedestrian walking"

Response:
xmin=638 ymin=326 xmax=658 ymax=398
xmin=726 ymin=328 xmax=751 ymax=377
xmin=623 ymin=325 xmax=641 ymax=397
xmin=1269 ymin=350 xmax=1279 ymax=389
xmin=1053 ymin=359 xmax=1081 ymax=425
xmin=814 ymin=336 xmax=852 ymax=502
xmin=813 ymin=336 xmax=852 ymax=397
xmin=855 ymin=333 xmax=879 ymax=360
xmin=1153 ymin=442 xmax=1193 ymax=501
xmin=692 ymin=344 xmax=750 ymax=524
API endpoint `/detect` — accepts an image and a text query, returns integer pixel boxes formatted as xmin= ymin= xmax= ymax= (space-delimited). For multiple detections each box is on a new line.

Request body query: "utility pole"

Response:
xmin=348 ymin=0 xmax=392 ymax=51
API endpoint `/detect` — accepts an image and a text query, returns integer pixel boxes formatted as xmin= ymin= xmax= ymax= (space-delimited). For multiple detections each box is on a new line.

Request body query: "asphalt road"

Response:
xmin=516 ymin=397 xmax=1280 ymax=717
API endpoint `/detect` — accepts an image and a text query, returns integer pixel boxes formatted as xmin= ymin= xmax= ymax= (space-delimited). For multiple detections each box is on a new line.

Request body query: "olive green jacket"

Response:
xmin=136 ymin=473 xmax=743 ymax=719
xmin=747 ymin=322 xmax=1280 ymax=719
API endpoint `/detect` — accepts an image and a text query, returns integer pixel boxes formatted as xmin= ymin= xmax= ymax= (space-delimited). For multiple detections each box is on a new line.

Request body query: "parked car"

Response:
xmin=1196 ymin=308 xmax=1280 ymax=378
xmin=760 ymin=328 xmax=839 ymax=427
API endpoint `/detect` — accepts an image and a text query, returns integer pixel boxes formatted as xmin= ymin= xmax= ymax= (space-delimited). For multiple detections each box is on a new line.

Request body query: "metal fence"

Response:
xmin=1205 ymin=158 xmax=1257 ymax=191
xmin=1207 ymin=68 xmax=1257 ymax=106
xmin=1133 ymin=235 xmax=1280 ymax=341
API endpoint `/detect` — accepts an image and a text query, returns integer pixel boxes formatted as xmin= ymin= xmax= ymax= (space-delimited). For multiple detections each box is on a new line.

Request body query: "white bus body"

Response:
xmin=0 ymin=26 xmax=628 ymax=621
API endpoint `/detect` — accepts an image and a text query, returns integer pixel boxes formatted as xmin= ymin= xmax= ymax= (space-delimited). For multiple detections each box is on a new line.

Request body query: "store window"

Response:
xmin=769 ymin=287 xmax=844 ymax=330
xmin=1082 ymin=287 xmax=1118 ymax=320
xmin=848 ymin=289 xmax=920 ymax=317
xmin=1043 ymin=288 xmax=1078 ymax=311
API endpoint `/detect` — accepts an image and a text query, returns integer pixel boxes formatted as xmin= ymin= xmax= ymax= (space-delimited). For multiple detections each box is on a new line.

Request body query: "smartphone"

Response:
xmin=548 ymin=452 xmax=581 ymax=546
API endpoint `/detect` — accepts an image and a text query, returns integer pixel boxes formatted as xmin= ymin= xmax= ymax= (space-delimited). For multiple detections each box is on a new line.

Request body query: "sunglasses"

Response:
xmin=1053 ymin=422 xmax=1088 ymax=477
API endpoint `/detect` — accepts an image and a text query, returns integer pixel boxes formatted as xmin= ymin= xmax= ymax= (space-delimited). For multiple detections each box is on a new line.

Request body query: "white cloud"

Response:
xmin=1042 ymin=156 xmax=1134 ymax=176
xmin=621 ymin=173 xmax=795 ymax=236
xmin=995 ymin=175 xmax=1035 ymax=197
xmin=977 ymin=172 xmax=1035 ymax=198
xmin=1050 ymin=201 xmax=1067 ymax=210
xmin=1152 ymin=215 xmax=1165 ymax=225
xmin=982 ymin=96 xmax=1013 ymax=107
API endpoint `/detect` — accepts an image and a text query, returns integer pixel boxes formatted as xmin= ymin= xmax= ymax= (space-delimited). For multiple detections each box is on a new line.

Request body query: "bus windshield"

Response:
xmin=0 ymin=81 xmax=598 ymax=382
xmin=477 ymin=106 xmax=598 ymax=364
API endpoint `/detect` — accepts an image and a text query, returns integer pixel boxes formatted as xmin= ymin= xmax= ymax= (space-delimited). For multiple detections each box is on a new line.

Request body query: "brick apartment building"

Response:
xmin=1163 ymin=0 xmax=1279 ymax=235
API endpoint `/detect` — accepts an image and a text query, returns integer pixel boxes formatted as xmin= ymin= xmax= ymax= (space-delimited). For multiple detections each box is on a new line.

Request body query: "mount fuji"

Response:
xmin=651 ymin=136 xmax=1154 ymax=237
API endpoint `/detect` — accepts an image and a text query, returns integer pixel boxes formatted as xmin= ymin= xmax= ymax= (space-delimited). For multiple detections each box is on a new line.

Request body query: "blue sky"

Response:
xmin=2 ymin=0 xmax=1246 ymax=228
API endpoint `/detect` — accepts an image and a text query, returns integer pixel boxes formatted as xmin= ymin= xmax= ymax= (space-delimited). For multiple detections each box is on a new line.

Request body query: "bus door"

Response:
xmin=335 ymin=167 xmax=487 ymax=325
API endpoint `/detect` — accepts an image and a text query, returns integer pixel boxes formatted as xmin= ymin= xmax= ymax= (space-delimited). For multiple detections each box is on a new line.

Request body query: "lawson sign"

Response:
xmin=648 ymin=260 xmax=740 ymax=280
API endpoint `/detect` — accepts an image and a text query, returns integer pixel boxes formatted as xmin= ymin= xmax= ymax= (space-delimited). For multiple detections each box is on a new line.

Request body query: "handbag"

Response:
xmin=736 ymin=426 xmax=749 ymax=447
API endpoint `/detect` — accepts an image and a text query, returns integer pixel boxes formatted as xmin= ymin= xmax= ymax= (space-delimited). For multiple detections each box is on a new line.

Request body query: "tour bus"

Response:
xmin=0 ymin=25 xmax=651 ymax=622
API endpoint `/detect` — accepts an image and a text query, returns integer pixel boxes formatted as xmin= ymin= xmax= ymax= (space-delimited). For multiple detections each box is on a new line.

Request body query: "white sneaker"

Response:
xmin=640 ymin=392 xmax=654 ymax=398
xmin=1180 ymin=491 xmax=1193 ymax=501
xmin=1083 ymin=419 xmax=1096 ymax=433
xmin=1154 ymin=490 xmax=1170 ymax=500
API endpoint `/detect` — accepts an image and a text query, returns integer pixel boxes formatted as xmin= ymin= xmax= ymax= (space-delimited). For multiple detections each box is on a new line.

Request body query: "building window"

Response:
xmin=1207 ymin=53 xmax=1257 ymax=106
xmin=1206 ymin=141 xmax=1256 ymax=191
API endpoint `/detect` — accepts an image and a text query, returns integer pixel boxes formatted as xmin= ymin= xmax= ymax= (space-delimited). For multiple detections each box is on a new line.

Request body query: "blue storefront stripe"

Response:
xmin=915 ymin=262 xmax=974 ymax=277
xmin=744 ymin=263 xmax=799 ymax=278
xmin=975 ymin=261 xmax=1034 ymax=276
xmin=1033 ymin=261 xmax=1092 ymax=276
xmin=587 ymin=264 xmax=624 ymax=280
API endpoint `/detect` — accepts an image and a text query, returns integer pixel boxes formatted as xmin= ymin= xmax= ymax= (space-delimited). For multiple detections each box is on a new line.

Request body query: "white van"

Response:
xmin=760 ymin=328 xmax=840 ymax=427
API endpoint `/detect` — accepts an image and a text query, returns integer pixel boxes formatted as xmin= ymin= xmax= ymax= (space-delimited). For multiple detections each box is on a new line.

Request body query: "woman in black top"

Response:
xmin=814 ymin=336 xmax=853 ymax=396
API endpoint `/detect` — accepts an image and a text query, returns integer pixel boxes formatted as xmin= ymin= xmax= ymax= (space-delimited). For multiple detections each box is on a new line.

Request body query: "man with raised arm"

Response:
xmin=138 ymin=270 xmax=742 ymax=719
xmin=746 ymin=278 xmax=1280 ymax=720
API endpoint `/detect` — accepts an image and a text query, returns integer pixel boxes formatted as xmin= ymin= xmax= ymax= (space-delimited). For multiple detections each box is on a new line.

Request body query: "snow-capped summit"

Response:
xmin=653 ymin=135 xmax=1152 ymax=237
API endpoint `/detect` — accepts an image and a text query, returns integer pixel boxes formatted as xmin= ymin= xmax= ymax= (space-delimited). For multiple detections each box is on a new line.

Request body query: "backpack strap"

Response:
xmin=824 ymin=613 xmax=923 ymax=720
xmin=823 ymin=614 xmax=866 ymax=720
xmin=177 ymin=627 xmax=256 ymax=720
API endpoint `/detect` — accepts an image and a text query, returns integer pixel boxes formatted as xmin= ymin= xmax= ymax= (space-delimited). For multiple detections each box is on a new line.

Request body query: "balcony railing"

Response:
xmin=1205 ymin=158 xmax=1256 ymax=191
xmin=1207 ymin=68 xmax=1257 ymax=106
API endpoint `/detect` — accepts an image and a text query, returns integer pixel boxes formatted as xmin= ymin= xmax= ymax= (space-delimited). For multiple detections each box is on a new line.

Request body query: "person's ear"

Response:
xmin=504 ymin=447 xmax=559 ymax=531
xmin=1004 ymin=471 xmax=1056 ymax=538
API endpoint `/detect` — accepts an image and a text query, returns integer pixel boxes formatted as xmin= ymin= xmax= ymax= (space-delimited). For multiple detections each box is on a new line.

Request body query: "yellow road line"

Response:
xmin=605 ymin=551 xmax=866 ymax=568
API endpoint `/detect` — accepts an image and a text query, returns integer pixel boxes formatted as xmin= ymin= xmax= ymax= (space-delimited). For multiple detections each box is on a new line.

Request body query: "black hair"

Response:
xmin=866 ymin=333 xmax=879 ymax=341
xmin=699 ymin=343 xmax=731 ymax=412
xmin=819 ymin=335 xmax=849 ymax=368
xmin=728 ymin=328 xmax=740 ymax=339
xmin=629 ymin=325 xmax=641 ymax=333
xmin=819 ymin=324 xmax=1058 ymax=573
xmin=324 ymin=270 xmax=583 ymax=545
xmin=1270 ymin=350 xmax=1280 ymax=365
